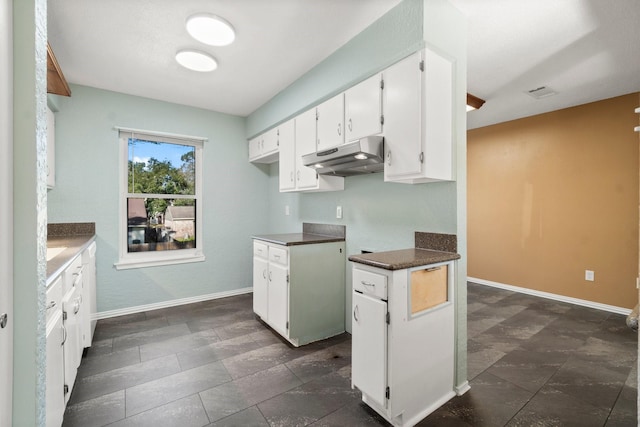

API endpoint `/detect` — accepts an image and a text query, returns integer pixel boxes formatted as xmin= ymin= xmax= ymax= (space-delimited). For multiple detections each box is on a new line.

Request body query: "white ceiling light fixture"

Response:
xmin=186 ymin=13 xmax=236 ymax=46
xmin=175 ymin=50 xmax=218 ymax=72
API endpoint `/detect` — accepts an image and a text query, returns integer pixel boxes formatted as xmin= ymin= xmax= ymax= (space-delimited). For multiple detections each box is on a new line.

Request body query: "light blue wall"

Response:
xmin=48 ymin=85 xmax=269 ymax=312
xmin=13 ymin=0 xmax=48 ymax=424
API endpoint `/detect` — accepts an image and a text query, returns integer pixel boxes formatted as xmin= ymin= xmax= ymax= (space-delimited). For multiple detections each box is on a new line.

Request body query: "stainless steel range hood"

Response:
xmin=302 ymin=136 xmax=384 ymax=177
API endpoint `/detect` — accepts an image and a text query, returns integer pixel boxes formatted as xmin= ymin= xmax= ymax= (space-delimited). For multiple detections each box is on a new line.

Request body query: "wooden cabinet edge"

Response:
xmin=47 ymin=43 xmax=71 ymax=97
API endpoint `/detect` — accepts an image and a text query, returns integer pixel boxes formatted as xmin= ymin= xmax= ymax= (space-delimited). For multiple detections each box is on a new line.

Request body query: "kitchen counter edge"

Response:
xmin=348 ymin=248 xmax=460 ymax=271
xmin=46 ymin=234 xmax=96 ymax=287
xmin=252 ymin=233 xmax=345 ymax=246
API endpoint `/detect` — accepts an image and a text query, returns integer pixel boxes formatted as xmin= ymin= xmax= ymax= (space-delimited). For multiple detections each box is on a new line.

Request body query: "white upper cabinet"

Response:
xmin=294 ymin=109 xmax=319 ymax=189
xmin=345 ymin=73 xmax=383 ymax=143
xmin=383 ymin=48 xmax=453 ymax=183
xmin=249 ymin=126 xmax=279 ymax=164
xmin=316 ymin=93 xmax=345 ymax=152
xmin=47 ymin=106 xmax=55 ymax=189
xmin=278 ymin=119 xmax=296 ymax=192
xmin=279 ymin=109 xmax=344 ymax=193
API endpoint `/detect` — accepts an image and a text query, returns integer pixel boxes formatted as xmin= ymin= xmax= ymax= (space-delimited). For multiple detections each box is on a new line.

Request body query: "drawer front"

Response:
xmin=253 ymin=241 xmax=268 ymax=259
xmin=353 ymin=268 xmax=387 ymax=299
xmin=46 ymin=276 xmax=63 ymax=325
xmin=268 ymin=245 xmax=288 ymax=266
xmin=63 ymin=256 xmax=83 ymax=295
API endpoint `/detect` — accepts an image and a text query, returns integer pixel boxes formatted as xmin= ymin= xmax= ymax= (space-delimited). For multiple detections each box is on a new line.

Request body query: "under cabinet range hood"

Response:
xmin=302 ymin=136 xmax=384 ymax=177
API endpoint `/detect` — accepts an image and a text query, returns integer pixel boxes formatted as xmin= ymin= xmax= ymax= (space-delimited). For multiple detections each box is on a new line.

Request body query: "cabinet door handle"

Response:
xmin=387 ymin=150 xmax=392 ymax=166
xmin=297 ymin=170 xmax=300 ymax=181
xmin=46 ymin=301 xmax=57 ymax=310
xmin=348 ymin=118 xmax=352 ymax=132
xmin=61 ymin=324 xmax=67 ymax=346
xmin=263 ymin=269 xmax=267 ymax=279
xmin=337 ymin=122 xmax=342 ymax=136
xmin=353 ymin=305 xmax=359 ymax=322
xmin=290 ymin=171 xmax=294 ymax=183
xmin=0 ymin=313 xmax=7 ymax=329
xmin=361 ymin=281 xmax=376 ymax=288
xmin=269 ymin=271 xmax=272 ymax=281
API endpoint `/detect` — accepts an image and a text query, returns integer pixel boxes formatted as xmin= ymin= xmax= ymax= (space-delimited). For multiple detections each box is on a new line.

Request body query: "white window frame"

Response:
xmin=114 ymin=127 xmax=205 ymax=270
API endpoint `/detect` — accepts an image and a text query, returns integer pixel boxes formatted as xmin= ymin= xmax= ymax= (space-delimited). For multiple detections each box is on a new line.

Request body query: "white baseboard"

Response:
xmin=94 ymin=287 xmax=253 ymax=320
xmin=455 ymin=381 xmax=470 ymax=396
xmin=467 ymin=277 xmax=632 ymax=316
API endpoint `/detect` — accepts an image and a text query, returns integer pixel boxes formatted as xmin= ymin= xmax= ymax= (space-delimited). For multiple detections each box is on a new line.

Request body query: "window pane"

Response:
xmin=127 ymin=198 xmax=196 ymax=252
xmin=128 ymin=138 xmax=195 ymax=195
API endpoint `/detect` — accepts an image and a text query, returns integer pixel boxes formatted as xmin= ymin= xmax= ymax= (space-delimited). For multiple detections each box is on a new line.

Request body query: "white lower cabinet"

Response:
xmin=253 ymin=239 xmax=345 ymax=346
xmin=46 ymin=277 xmax=64 ymax=427
xmin=351 ymin=261 xmax=455 ymax=427
xmin=46 ymin=242 xmax=98 ymax=426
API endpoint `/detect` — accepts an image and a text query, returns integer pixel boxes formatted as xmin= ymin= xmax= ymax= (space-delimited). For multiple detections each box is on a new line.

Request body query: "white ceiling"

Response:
xmin=449 ymin=0 xmax=640 ymax=129
xmin=48 ymin=1 xmax=640 ymax=128
xmin=47 ymin=0 xmax=402 ymax=117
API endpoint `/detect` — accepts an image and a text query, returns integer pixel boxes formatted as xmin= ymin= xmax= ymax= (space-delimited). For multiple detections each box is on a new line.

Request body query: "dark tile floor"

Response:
xmin=63 ymin=283 xmax=638 ymax=427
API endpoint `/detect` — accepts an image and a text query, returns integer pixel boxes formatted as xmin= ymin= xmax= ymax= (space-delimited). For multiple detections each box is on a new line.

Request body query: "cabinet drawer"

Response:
xmin=46 ymin=276 xmax=62 ymax=325
xmin=353 ymin=268 xmax=387 ymax=299
xmin=253 ymin=241 xmax=268 ymax=259
xmin=63 ymin=256 xmax=83 ymax=295
xmin=269 ymin=245 xmax=288 ymax=266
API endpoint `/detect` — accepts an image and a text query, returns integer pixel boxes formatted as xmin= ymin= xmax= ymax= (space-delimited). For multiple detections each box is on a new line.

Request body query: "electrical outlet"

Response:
xmin=585 ymin=270 xmax=594 ymax=281
xmin=336 ymin=205 xmax=342 ymax=219
xmin=285 ymin=205 xmax=290 ymax=216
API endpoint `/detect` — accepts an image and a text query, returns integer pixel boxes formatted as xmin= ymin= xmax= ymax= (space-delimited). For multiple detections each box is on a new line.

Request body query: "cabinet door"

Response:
xmin=295 ymin=109 xmax=319 ymax=190
xmin=253 ymin=256 xmax=268 ymax=319
xmin=46 ymin=107 xmax=55 ymax=189
xmin=248 ymin=136 xmax=262 ymax=160
xmin=352 ymin=292 xmax=387 ymax=408
xmin=345 ymin=74 xmax=382 ymax=142
xmin=268 ymin=262 xmax=288 ymax=337
xmin=316 ymin=94 xmax=344 ymax=151
xmin=62 ymin=287 xmax=81 ymax=404
xmin=383 ymin=51 xmax=423 ymax=180
xmin=46 ymin=312 xmax=65 ymax=427
xmin=278 ymin=119 xmax=296 ymax=192
xmin=262 ymin=127 xmax=279 ymax=154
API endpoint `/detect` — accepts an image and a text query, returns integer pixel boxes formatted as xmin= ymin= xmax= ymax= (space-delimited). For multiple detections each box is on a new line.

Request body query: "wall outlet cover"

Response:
xmin=585 ymin=270 xmax=594 ymax=281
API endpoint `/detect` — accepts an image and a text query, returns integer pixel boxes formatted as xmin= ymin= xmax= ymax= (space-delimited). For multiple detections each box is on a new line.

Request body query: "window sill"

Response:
xmin=114 ymin=253 xmax=205 ymax=270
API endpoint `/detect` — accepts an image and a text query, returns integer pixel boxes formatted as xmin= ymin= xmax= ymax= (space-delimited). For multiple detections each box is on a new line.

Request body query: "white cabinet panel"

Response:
xmin=278 ymin=119 xmax=296 ymax=192
xmin=383 ymin=48 xmax=453 ymax=183
xmin=253 ymin=256 xmax=268 ymax=319
xmin=268 ymin=262 xmax=288 ymax=336
xmin=262 ymin=127 xmax=279 ymax=155
xmin=316 ymin=94 xmax=344 ymax=151
xmin=295 ymin=109 xmax=320 ymax=190
xmin=46 ymin=311 xmax=64 ymax=427
xmin=352 ymin=291 xmax=387 ymax=408
xmin=383 ymin=51 xmax=423 ymax=180
xmin=345 ymin=74 xmax=382 ymax=142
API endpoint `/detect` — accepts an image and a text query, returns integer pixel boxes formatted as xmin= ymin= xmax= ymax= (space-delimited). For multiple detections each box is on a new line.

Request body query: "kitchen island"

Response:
xmin=348 ymin=232 xmax=460 ymax=427
xmin=252 ymin=223 xmax=346 ymax=347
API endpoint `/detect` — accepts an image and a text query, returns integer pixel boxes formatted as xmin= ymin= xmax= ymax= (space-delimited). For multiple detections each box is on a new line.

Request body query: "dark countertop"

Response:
xmin=46 ymin=234 xmax=96 ymax=287
xmin=253 ymin=233 xmax=345 ymax=246
xmin=348 ymin=248 xmax=460 ymax=270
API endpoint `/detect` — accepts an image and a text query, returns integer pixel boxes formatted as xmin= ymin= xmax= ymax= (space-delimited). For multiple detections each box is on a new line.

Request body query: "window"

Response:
xmin=116 ymin=128 xmax=205 ymax=269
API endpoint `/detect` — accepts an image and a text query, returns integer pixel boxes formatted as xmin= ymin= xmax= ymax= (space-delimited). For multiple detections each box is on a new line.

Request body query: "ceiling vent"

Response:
xmin=526 ymin=86 xmax=557 ymax=99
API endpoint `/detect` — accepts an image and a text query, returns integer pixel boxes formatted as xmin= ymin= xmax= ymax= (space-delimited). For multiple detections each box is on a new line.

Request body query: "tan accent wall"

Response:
xmin=468 ymin=93 xmax=640 ymax=309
